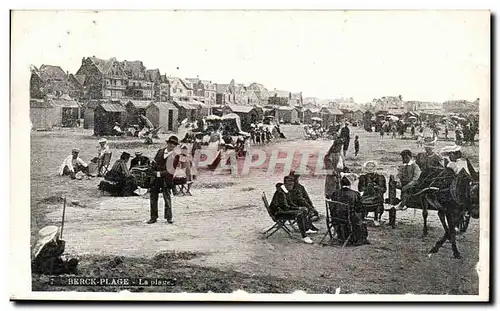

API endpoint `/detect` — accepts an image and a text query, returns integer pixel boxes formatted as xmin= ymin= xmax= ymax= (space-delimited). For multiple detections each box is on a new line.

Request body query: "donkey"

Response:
xmin=413 ymin=161 xmax=480 ymax=258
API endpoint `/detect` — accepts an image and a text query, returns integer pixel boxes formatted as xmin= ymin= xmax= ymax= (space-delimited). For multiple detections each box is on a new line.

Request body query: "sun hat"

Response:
xmin=363 ymin=161 xmax=377 ymax=173
xmin=440 ymin=145 xmax=461 ymax=154
xmin=98 ymin=138 xmax=107 ymax=144
xmin=72 ymin=148 xmax=80 ymax=153
xmin=135 ymin=151 xmax=143 ymax=156
xmin=32 ymin=226 xmax=59 ymax=258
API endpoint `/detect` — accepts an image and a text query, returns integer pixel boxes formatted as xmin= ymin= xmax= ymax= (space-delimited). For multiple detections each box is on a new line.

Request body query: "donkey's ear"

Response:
xmin=466 ymin=158 xmax=479 ymax=181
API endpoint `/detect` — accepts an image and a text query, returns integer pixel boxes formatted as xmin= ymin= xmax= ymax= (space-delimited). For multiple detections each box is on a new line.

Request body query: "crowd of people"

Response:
xmin=34 ymin=118 xmax=478 ymax=276
xmin=267 ymin=122 xmax=477 ymax=245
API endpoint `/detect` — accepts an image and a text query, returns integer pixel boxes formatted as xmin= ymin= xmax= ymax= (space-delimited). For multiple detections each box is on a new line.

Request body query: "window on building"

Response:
xmin=111 ymin=90 xmax=116 ymax=97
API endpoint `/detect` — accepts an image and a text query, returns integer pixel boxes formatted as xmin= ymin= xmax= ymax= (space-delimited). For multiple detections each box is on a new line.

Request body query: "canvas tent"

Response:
xmin=223 ymin=105 xmax=263 ymax=131
xmin=47 ymin=95 xmax=81 ymax=127
xmin=172 ymin=100 xmax=197 ymax=123
xmin=221 ymin=113 xmax=243 ymax=135
xmin=94 ymin=102 xmax=127 ymax=136
xmin=278 ymin=106 xmax=299 ymax=124
xmin=30 ymin=99 xmax=56 ymax=130
xmin=145 ymin=101 xmax=179 ymax=133
xmin=125 ymin=100 xmax=151 ymax=127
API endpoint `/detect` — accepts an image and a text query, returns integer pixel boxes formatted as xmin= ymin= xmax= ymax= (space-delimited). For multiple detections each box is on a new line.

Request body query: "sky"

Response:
xmin=12 ymin=10 xmax=490 ymax=103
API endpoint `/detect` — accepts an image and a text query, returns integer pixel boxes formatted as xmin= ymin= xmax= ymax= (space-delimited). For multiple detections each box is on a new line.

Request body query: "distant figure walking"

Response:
xmin=340 ymin=123 xmax=350 ymax=157
xmin=354 ymin=135 xmax=360 ymax=156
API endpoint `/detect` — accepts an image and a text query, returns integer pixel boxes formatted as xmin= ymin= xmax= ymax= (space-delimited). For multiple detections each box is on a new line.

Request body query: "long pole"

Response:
xmin=60 ymin=197 xmax=67 ymax=239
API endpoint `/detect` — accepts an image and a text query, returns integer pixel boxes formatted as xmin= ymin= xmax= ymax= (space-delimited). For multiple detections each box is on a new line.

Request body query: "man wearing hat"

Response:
xmin=416 ymin=137 xmax=442 ymax=173
xmin=393 ymin=149 xmax=422 ymax=211
xmin=268 ymin=175 xmax=319 ymax=244
xmin=358 ymin=161 xmax=387 ymax=226
xmin=148 ymin=135 xmax=180 ymax=224
xmin=130 ymin=151 xmax=150 ymax=169
xmin=104 ymin=151 xmax=139 ymax=196
xmin=91 ymin=138 xmax=110 ymax=176
xmin=288 ymin=171 xmax=320 ymax=222
xmin=58 ymin=148 xmax=90 ymax=179
xmin=32 ymin=226 xmax=79 ymax=275
xmin=330 ymin=174 xmax=369 ymax=245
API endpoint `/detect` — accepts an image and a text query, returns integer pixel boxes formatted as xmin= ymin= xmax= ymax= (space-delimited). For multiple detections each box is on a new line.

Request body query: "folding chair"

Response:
xmin=261 ymin=192 xmax=298 ymax=239
xmin=175 ymin=180 xmax=193 ymax=196
xmin=320 ymin=199 xmax=353 ymax=247
xmin=99 ymin=152 xmax=112 ymax=176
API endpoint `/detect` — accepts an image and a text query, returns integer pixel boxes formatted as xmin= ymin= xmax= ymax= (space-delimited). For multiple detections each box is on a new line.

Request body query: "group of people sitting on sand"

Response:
xmin=58 ymin=136 xmax=195 ymax=197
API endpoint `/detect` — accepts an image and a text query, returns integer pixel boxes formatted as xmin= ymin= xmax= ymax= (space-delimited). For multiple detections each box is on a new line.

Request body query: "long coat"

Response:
xmin=151 ymin=148 xmax=180 ymax=190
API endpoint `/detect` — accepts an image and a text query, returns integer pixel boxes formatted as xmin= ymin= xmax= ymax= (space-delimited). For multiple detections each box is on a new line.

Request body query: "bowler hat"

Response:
xmin=166 ymin=135 xmax=179 ymax=145
xmin=121 ymin=151 xmax=131 ymax=159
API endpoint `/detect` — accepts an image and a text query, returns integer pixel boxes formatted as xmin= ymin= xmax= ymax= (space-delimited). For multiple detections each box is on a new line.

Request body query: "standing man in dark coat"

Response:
xmin=147 ymin=135 xmax=180 ymax=224
xmin=340 ymin=123 xmax=350 ymax=157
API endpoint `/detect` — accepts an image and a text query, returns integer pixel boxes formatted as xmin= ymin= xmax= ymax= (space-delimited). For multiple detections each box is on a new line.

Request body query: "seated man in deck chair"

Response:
xmin=330 ymin=174 xmax=369 ymax=246
xmin=101 ymin=152 xmax=141 ymax=196
xmin=268 ymin=176 xmax=319 ymax=244
xmin=90 ymin=138 xmax=111 ymax=177
xmin=288 ymin=171 xmax=320 ymax=222
xmin=58 ymin=148 xmax=91 ymax=179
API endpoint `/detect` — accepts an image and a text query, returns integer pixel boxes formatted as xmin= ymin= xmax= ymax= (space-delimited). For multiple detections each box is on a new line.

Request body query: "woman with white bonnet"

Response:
xmin=32 ymin=226 xmax=78 ymax=275
xmin=358 ymin=160 xmax=387 ymax=226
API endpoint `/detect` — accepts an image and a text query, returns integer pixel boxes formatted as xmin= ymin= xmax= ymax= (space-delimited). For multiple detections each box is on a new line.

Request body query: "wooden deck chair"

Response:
xmin=320 ymin=199 xmax=353 ymax=247
xmin=99 ymin=152 xmax=112 ymax=176
xmin=261 ymin=192 xmax=298 ymax=240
